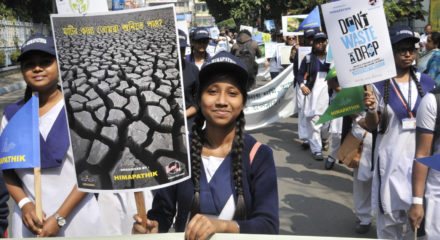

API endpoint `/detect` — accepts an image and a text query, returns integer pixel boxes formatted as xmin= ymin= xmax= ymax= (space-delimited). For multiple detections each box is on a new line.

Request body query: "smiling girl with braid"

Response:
xmin=364 ymin=26 xmax=434 ymax=239
xmin=132 ymin=52 xmax=279 ymax=239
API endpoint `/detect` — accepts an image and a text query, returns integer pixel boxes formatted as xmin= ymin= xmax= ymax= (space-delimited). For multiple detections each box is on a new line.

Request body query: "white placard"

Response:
xmin=264 ymin=42 xmax=278 ymax=59
xmin=321 ymin=0 xmax=396 ymax=88
xmin=297 ymin=46 xmax=312 ymax=68
xmin=56 ymin=0 xmax=109 ymax=14
xmin=281 ymin=15 xmax=306 ymax=36
xmin=279 ymin=45 xmax=293 ymax=65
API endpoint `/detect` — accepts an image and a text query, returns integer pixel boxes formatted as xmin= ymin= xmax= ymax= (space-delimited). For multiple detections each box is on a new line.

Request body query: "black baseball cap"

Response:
xmin=304 ymin=28 xmax=316 ymax=38
xmin=199 ymin=51 xmax=248 ymax=93
xmin=18 ymin=34 xmax=56 ymax=61
xmin=193 ymin=28 xmax=210 ymax=40
xmin=389 ymin=26 xmax=419 ymax=45
xmin=314 ymin=32 xmax=327 ymax=40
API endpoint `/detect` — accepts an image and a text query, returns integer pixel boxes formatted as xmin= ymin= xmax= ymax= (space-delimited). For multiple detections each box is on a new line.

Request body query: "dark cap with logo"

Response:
xmin=193 ymin=28 xmax=210 ymax=40
xmin=304 ymin=28 xmax=316 ymax=38
xmin=389 ymin=25 xmax=419 ymax=44
xmin=314 ymin=32 xmax=327 ymax=40
xmin=178 ymin=29 xmax=189 ymax=48
xmin=199 ymin=51 xmax=248 ymax=93
xmin=18 ymin=34 xmax=56 ymax=61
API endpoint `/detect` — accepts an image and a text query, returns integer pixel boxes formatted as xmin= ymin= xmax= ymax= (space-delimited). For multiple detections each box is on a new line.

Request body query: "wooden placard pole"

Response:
xmin=134 ymin=192 xmax=148 ymax=228
xmin=34 ymin=167 xmax=43 ymax=222
xmin=33 ymin=92 xmax=43 ymax=223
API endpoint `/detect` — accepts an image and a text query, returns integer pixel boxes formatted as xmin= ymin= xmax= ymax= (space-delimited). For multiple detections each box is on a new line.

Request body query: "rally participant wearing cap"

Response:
xmin=364 ymin=26 xmax=434 ymax=239
xmin=178 ymin=29 xmax=200 ymax=131
xmin=186 ymin=28 xmax=212 ymax=70
xmin=133 ymin=52 xmax=279 ymax=239
xmin=296 ymin=32 xmax=331 ymax=160
xmin=1 ymin=34 xmax=106 ymax=237
xmin=294 ymin=28 xmax=316 ymax=149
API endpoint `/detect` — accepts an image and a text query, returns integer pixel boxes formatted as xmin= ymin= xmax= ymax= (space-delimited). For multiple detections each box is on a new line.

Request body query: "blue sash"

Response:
xmin=4 ymin=100 xmax=70 ymax=169
xmin=374 ymin=73 xmax=434 ymax=121
xmin=199 ymin=155 xmax=234 ymax=215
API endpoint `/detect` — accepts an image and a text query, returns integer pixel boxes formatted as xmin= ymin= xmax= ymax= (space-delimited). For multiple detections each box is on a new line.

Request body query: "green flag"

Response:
xmin=316 ymin=86 xmax=365 ymax=125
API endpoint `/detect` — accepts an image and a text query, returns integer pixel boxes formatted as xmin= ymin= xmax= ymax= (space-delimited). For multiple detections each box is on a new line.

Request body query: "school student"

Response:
xmin=1 ymin=34 xmax=105 ymax=237
xmin=186 ymin=28 xmax=212 ymax=70
xmin=294 ymin=28 xmax=315 ymax=149
xmin=296 ymin=32 xmax=331 ymax=160
xmin=364 ymin=26 xmax=435 ymax=239
xmin=408 ymin=89 xmax=440 ymax=239
xmin=132 ymin=52 xmax=279 ymax=239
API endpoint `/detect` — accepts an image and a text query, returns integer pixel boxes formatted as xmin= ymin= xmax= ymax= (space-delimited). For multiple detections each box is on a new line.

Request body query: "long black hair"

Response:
xmin=378 ymin=66 xmax=424 ymax=134
xmin=189 ymin=72 xmax=247 ymax=221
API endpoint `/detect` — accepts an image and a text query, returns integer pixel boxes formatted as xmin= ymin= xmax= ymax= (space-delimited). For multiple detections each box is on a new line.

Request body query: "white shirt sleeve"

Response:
xmin=416 ymin=93 xmax=437 ymax=133
xmin=0 ymin=116 xmax=8 ymax=134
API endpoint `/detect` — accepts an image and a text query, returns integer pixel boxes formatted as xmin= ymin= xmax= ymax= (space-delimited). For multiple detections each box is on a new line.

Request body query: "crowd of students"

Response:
xmin=0 ymin=14 xmax=439 ymax=240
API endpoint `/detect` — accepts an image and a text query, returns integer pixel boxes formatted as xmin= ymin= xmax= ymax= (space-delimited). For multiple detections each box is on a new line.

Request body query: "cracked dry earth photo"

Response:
xmin=51 ymin=6 xmax=189 ymax=191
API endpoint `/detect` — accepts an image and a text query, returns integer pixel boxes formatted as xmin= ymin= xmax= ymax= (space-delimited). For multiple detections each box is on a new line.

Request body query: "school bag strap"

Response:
xmin=249 ymin=141 xmax=262 ymax=165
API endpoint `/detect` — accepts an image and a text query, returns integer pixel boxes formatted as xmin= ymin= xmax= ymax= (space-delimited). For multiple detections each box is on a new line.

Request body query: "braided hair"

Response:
xmin=189 ymin=73 xmax=247 ymax=221
xmin=378 ymin=66 xmax=425 ymax=134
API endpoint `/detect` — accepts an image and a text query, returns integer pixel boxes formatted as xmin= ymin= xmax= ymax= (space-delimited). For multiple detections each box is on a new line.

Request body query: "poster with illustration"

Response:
xmin=56 ymin=0 xmax=109 ymax=14
xmin=321 ymin=0 xmax=396 ymax=88
xmin=264 ymin=20 xmax=276 ymax=32
xmin=282 ymin=15 xmax=306 ymax=36
xmin=51 ymin=5 xmax=190 ymax=192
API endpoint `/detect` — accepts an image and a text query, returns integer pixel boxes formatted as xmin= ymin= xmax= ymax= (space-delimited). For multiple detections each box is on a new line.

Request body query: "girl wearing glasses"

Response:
xmin=364 ymin=26 xmax=434 ymax=239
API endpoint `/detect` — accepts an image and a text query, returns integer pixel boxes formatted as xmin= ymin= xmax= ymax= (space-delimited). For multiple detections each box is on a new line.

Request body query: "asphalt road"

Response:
xmin=0 ymin=84 xmax=378 ymax=238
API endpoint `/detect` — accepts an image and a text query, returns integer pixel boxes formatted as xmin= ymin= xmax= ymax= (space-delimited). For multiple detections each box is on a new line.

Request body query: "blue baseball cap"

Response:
xmin=304 ymin=28 xmax=316 ymax=38
xmin=314 ymin=32 xmax=327 ymax=40
xmin=389 ymin=26 xmax=419 ymax=44
xmin=193 ymin=28 xmax=210 ymax=40
xmin=178 ymin=29 xmax=189 ymax=48
xmin=18 ymin=34 xmax=56 ymax=61
xmin=189 ymin=28 xmax=196 ymax=40
xmin=199 ymin=51 xmax=248 ymax=92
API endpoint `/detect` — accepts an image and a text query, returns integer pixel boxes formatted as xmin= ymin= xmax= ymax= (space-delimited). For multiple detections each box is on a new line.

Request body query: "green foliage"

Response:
xmin=203 ymin=0 xmax=428 ymax=30
xmin=0 ymin=0 xmax=53 ymax=23
xmin=9 ymin=50 xmax=21 ymax=64
xmin=0 ymin=51 xmax=5 ymax=66
xmin=383 ymin=0 xmax=427 ymax=27
xmin=217 ymin=18 xmax=236 ymax=29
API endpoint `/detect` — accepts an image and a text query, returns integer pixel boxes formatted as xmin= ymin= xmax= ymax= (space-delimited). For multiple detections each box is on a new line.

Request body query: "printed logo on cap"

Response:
xmin=211 ymin=56 xmax=237 ymax=65
xmin=22 ymin=38 xmax=47 ymax=48
xmin=396 ymin=30 xmax=413 ymax=37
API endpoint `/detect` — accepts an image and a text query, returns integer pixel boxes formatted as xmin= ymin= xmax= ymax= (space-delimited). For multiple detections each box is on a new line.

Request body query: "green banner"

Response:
xmin=316 ymin=86 xmax=365 ymax=125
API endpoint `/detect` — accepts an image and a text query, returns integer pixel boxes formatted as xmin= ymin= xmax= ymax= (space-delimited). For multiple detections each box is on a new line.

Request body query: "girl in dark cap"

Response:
xmin=1 ymin=34 xmax=105 ymax=237
xmin=133 ymin=52 xmax=279 ymax=239
xmin=364 ymin=25 xmax=434 ymax=239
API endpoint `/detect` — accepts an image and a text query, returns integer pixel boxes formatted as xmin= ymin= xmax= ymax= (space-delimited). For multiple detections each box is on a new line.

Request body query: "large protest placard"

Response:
xmin=51 ymin=5 xmax=190 ymax=192
xmin=321 ymin=0 xmax=396 ymax=88
xmin=244 ymin=65 xmax=295 ymax=130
